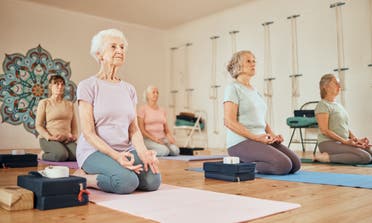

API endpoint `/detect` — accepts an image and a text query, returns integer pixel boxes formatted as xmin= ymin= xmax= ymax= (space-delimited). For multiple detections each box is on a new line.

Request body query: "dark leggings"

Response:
xmin=319 ymin=141 xmax=372 ymax=164
xmin=228 ymin=139 xmax=301 ymax=175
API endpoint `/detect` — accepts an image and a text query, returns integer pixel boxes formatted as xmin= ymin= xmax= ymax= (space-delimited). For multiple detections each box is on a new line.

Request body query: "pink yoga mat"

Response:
xmin=90 ymin=184 xmax=300 ymax=223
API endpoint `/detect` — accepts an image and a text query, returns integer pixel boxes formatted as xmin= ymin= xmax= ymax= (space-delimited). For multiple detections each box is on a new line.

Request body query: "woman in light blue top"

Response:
xmin=223 ymin=50 xmax=301 ymax=175
xmin=314 ymin=74 xmax=371 ymax=164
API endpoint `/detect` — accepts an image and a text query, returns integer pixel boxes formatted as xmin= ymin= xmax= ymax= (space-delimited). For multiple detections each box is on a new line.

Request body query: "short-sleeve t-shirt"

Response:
xmin=76 ymin=76 xmax=137 ymax=167
xmin=223 ymin=81 xmax=267 ymax=148
xmin=315 ymin=99 xmax=349 ymax=143
xmin=35 ymin=98 xmax=77 ymax=139
xmin=137 ymin=104 xmax=167 ymax=139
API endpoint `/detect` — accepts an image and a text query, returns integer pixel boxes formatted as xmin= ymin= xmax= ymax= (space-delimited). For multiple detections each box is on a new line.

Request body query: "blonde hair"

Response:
xmin=319 ymin=73 xmax=336 ymax=99
xmin=90 ymin=28 xmax=128 ymax=63
xmin=227 ymin=50 xmax=254 ymax=78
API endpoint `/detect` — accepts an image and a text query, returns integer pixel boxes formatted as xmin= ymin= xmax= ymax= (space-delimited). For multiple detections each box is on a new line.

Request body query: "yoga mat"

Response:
xmin=301 ymin=158 xmax=372 ymax=167
xmin=186 ymin=167 xmax=204 ymax=172
xmin=90 ymin=184 xmax=300 ymax=223
xmin=256 ymin=171 xmax=372 ymax=189
xmin=159 ymin=155 xmax=226 ymax=161
xmin=38 ymin=160 xmax=79 ymax=169
xmin=187 ymin=167 xmax=372 ymax=189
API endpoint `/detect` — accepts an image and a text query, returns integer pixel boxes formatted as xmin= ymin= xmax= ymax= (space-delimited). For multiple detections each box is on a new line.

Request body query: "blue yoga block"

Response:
xmin=17 ymin=172 xmax=89 ymax=210
xmin=203 ymin=162 xmax=256 ymax=182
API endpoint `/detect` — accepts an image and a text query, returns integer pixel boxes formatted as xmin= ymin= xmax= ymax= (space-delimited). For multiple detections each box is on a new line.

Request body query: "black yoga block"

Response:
xmin=0 ymin=154 xmax=38 ymax=168
xmin=180 ymin=147 xmax=204 ymax=155
xmin=17 ymin=172 xmax=89 ymax=210
xmin=203 ymin=161 xmax=256 ymax=182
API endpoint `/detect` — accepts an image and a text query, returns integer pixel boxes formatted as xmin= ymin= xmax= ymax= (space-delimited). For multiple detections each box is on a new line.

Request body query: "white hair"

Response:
xmin=90 ymin=28 xmax=128 ymax=62
xmin=143 ymin=85 xmax=157 ymax=103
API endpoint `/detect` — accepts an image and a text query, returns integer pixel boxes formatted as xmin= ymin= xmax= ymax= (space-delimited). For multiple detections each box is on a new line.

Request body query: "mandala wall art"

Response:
xmin=0 ymin=45 xmax=77 ymax=136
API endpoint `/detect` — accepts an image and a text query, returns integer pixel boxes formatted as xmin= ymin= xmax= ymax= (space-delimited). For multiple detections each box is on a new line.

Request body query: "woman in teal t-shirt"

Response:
xmin=223 ymin=50 xmax=301 ymax=175
xmin=314 ymin=74 xmax=371 ymax=164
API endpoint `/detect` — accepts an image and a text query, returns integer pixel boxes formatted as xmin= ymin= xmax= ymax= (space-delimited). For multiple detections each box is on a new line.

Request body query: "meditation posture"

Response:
xmin=74 ymin=28 xmax=161 ymax=194
xmin=223 ymin=50 xmax=301 ymax=175
xmin=35 ymin=75 xmax=78 ymax=161
xmin=314 ymin=74 xmax=371 ymax=164
xmin=138 ymin=85 xmax=180 ymax=156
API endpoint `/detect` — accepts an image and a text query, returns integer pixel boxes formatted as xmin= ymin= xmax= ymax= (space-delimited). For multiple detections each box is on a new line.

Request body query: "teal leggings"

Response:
xmin=39 ymin=138 xmax=76 ymax=161
xmin=82 ymin=150 xmax=161 ymax=194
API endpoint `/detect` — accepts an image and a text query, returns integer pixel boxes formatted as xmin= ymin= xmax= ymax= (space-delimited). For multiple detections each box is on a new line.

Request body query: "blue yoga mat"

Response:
xmin=257 ymin=171 xmax=372 ymax=189
xmin=187 ymin=167 xmax=372 ymax=189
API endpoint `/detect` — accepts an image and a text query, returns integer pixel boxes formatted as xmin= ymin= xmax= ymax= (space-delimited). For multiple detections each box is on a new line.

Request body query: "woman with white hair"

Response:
xmin=74 ymin=28 xmax=161 ymax=194
xmin=224 ymin=50 xmax=301 ymax=175
xmin=314 ymin=73 xmax=371 ymax=164
xmin=138 ymin=85 xmax=180 ymax=157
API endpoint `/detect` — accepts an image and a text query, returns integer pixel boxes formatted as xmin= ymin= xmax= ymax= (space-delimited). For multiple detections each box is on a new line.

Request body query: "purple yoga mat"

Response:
xmin=159 ymin=155 xmax=226 ymax=161
xmin=38 ymin=160 xmax=79 ymax=169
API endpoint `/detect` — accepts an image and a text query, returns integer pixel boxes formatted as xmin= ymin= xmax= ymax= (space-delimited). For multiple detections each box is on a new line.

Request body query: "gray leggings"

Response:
xmin=39 ymin=138 xmax=76 ymax=161
xmin=319 ymin=141 xmax=372 ymax=164
xmin=144 ymin=138 xmax=180 ymax=156
xmin=82 ymin=150 xmax=161 ymax=194
xmin=228 ymin=139 xmax=301 ymax=175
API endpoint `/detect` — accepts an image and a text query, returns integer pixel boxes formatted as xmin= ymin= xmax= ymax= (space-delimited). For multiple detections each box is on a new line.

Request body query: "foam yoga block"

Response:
xmin=0 ymin=154 xmax=38 ymax=168
xmin=203 ymin=161 xmax=256 ymax=182
xmin=179 ymin=147 xmax=204 ymax=155
xmin=17 ymin=172 xmax=89 ymax=210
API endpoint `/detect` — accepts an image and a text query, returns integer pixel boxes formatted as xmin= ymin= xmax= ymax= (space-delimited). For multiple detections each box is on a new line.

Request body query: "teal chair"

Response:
xmin=287 ymin=101 xmax=319 ymax=154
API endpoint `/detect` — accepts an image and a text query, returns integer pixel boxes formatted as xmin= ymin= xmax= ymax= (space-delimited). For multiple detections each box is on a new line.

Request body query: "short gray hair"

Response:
xmin=227 ymin=50 xmax=254 ymax=78
xmin=319 ymin=73 xmax=336 ymax=99
xmin=90 ymin=28 xmax=128 ymax=62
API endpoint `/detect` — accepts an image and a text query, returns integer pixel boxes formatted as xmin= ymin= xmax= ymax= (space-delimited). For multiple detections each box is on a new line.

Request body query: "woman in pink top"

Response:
xmin=138 ymin=86 xmax=180 ymax=156
xmin=74 ymin=29 xmax=160 ymax=194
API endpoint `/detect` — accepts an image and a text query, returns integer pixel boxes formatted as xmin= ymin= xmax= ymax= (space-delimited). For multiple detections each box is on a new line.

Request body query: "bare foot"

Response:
xmin=73 ymin=168 xmax=87 ymax=177
xmin=73 ymin=169 xmax=99 ymax=189
xmin=313 ymin=152 xmax=330 ymax=163
xmin=37 ymin=151 xmax=44 ymax=160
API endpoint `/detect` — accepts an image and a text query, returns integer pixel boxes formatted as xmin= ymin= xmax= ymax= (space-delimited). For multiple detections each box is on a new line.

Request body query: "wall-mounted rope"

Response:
xmin=262 ymin=21 xmax=276 ymax=127
xmin=210 ymin=36 xmax=220 ymax=134
xmin=369 ymin=0 xmax=372 ymax=67
xmin=287 ymin=14 xmax=302 ymax=111
xmin=331 ymin=2 xmax=348 ymax=106
xmin=183 ymin=43 xmax=193 ymax=110
xmin=169 ymin=47 xmax=179 ymax=120
xmin=229 ymin=30 xmax=240 ymax=54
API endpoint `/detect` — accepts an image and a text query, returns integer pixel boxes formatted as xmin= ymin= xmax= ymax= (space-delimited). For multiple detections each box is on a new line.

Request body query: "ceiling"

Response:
xmin=20 ymin=0 xmax=252 ymax=29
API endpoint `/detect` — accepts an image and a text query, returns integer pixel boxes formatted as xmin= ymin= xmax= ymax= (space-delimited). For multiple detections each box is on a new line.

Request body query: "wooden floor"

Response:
xmin=1 ymin=148 xmax=372 ymax=223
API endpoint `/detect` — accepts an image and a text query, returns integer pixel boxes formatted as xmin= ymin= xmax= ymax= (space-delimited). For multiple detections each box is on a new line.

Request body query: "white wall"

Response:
xmin=0 ymin=0 xmax=166 ymax=149
xmin=165 ymin=0 xmax=372 ymax=150
xmin=1 ymin=0 xmax=371 ymax=151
